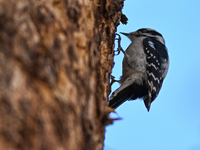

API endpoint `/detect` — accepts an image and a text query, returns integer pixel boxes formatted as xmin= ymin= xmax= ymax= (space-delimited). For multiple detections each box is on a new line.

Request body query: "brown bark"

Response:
xmin=0 ymin=0 xmax=124 ymax=149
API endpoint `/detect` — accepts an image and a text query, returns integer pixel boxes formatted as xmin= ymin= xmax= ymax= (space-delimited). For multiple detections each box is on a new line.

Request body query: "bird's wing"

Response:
xmin=143 ymin=37 xmax=168 ymax=109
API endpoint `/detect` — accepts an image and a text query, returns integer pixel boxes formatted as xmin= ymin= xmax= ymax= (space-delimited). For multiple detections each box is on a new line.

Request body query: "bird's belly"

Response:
xmin=121 ymin=53 xmax=146 ymax=83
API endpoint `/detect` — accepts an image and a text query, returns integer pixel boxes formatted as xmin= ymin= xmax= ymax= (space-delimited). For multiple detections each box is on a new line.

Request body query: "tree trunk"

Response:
xmin=0 ymin=0 xmax=124 ymax=149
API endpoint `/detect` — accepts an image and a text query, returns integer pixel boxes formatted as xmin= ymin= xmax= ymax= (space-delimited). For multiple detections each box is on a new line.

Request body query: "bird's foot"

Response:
xmin=110 ymin=75 xmax=120 ymax=86
xmin=114 ymin=33 xmax=126 ymax=55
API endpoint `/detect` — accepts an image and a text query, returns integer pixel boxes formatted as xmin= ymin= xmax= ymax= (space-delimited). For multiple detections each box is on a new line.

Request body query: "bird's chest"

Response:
xmin=124 ymin=42 xmax=146 ymax=72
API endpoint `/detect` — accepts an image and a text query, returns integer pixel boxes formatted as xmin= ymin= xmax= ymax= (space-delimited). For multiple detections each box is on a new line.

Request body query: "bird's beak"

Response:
xmin=120 ymin=32 xmax=129 ymax=36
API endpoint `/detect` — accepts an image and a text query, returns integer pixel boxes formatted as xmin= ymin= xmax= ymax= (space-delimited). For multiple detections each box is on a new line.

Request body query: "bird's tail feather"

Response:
xmin=109 ymin=82 xmax=146 ymax=109
xmin=108 ymin=92 xmax=130 ymax=109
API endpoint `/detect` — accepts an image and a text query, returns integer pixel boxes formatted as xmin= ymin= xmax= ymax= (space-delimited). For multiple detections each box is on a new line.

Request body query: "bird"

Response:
xmin=109 ymin=28 xmax=169 ymax=111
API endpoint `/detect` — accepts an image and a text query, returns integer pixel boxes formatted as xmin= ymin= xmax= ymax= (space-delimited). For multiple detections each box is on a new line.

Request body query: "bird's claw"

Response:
xmin=110 ymin=75 xmax=119 ymax=86
xmin=114 ymin=33 xmax=125 ymax=55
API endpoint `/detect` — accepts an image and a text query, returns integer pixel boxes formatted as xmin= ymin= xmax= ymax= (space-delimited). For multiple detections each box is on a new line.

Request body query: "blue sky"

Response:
xmin=105 ymin=1 xmax=200 ymax=150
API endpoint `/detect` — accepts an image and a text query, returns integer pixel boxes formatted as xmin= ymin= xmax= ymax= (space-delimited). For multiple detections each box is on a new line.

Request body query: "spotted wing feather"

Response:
xmin=143 ymin=37 xmax=168 ymax=110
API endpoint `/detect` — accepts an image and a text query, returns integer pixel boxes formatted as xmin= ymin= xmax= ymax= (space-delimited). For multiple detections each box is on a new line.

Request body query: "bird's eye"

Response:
xmin=138 ymin=29 xmax=148 ymax=34
xmin=142 ymin=29 xmax=147 ymax=33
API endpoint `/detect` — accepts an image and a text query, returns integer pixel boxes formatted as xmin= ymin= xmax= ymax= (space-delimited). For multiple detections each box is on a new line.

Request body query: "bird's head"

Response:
xmin=120 ymin=28 xmax=165 ymax=45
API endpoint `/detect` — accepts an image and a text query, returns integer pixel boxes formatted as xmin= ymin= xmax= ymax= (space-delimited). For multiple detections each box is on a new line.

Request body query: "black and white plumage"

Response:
xmin=109 ymin=28 xmax=169 ymax=111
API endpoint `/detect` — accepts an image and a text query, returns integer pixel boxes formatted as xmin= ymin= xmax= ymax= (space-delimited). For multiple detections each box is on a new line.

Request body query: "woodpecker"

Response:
xmin=109 ymin=28 xmax=169 ymax=111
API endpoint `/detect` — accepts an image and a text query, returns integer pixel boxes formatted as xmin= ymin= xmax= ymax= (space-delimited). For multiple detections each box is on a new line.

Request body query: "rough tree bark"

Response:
xmin=0 ymin=0 xmax=125 ymax=149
